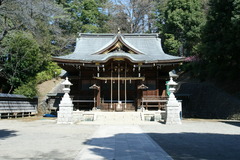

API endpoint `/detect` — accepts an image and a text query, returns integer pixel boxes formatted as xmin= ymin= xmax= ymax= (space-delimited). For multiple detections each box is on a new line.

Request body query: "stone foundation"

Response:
xmin=165 ymin=101 xmax=181 ymax=124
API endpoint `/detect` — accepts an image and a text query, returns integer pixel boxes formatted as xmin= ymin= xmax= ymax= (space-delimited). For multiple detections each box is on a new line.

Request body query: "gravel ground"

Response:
xmin=0 ymin=118 xmax=240 ymax=160
xmin=0 ymin=117 xmax=99 ymax=160
xmin=141 ymin=119 xmax=240 ymax=160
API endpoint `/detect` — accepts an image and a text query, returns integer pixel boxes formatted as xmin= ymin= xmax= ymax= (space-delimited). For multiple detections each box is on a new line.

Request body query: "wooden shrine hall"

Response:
xmin=53 ymin=33 xmax=185 ymax=111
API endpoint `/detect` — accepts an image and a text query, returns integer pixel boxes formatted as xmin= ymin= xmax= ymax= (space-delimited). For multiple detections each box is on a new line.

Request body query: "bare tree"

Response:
xmin=108 ymin=0 xmax=155 ymax=33
xmin=0 ymin=0 xmax=64 ymax=42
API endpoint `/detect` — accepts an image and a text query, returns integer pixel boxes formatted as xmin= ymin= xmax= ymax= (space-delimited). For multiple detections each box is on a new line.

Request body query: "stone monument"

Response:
xmin=57 ymin=77 xmax=73 ymax=124
xmin=165 ymin=77 xmax=181 ymax=124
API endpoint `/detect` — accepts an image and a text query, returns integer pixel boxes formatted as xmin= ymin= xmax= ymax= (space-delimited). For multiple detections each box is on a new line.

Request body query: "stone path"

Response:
xmin=75 ymin=125 xmax=172 ymax=160
xmin=1 ymin=119 xmax=240 ymax=160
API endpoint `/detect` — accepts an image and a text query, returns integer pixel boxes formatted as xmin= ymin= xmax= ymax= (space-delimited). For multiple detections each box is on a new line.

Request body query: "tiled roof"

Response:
xmin=53 ymin=33 xmax=185 ymax=63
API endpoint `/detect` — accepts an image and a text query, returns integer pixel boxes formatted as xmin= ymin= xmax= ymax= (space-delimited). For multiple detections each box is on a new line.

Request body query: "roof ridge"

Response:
xmin=78 ymin=33 xmax=159 ymax=38
xmin=79 ymin=33 xmax=116 ymax=37
xmin=122 ymin=33 xmax=158 ymax=37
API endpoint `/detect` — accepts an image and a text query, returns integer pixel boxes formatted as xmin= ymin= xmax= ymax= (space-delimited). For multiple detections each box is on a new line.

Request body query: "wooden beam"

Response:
xmin=93 ymin=77 xmax=145 ymax=81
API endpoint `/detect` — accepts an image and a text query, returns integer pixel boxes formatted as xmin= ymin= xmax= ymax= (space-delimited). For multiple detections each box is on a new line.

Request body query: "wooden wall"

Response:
xmin=0 ymin=94 xmax=38 ymax=119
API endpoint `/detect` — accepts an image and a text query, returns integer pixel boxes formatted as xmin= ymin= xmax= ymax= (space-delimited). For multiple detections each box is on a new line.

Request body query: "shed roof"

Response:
xmin=53 ymin=33 xmax=185 ymax=64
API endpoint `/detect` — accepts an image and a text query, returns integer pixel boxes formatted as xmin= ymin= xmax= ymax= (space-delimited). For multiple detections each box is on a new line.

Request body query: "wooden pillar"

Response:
xmin=90 ymin=84 xmax=100 ymax=110
xmin=110 ymin=62 xmax=113 ymax=109
xmin=97 ymin=88 xmax=101 ymax=107
xmin=118 ymin=62 xmax=120 ymax=103
xmin=124 ymin=62 xmax=127 ymax=109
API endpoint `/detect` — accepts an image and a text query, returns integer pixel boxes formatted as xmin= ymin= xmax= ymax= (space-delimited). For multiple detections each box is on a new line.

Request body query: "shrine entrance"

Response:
xmin=95 ymin=60 xmax=144 ymax=111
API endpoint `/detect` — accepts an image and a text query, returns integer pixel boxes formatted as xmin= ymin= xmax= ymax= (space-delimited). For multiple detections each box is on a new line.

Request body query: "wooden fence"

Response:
xmin=0 ymin=93 xmax=38 ymax=119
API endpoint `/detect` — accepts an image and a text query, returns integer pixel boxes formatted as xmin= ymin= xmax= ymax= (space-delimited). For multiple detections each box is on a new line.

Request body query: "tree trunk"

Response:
xmin=0 ymin=30 xmax=8 ymax=42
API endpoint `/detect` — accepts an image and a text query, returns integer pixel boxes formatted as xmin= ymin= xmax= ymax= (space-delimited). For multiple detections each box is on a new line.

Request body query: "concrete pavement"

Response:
xmin=141 ymin=119 xmax=240 ymax=160
xmin=0 ymin=118 xmax=99 ymax=160
xmin=1 ymin=117 xmax=240 ymax=160
xmin=75 ymin=125 xmax=172 ymax=160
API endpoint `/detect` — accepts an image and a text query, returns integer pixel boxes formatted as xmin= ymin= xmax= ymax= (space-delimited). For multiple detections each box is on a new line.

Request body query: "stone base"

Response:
xmin=165 ymin=118 xmax=181 ymax=125
xmin=57 ymin=110 xmax=73 ymax=124
xmin=57 ymin=95 xmax=74 ymax=124
xmin=165 ymin=104 xmax=181 ymax=125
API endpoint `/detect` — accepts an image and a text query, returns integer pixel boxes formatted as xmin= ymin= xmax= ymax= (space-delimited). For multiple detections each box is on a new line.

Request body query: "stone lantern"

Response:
xmin=165 ymin=77 xmax=181 ymax=124
xmin=167 ymin=77 xmax=178 ymax=98
xmin=57 ymin=77 xmax=74 ymax=124
xmin=62 ymin=77 xmax=72 ymax=94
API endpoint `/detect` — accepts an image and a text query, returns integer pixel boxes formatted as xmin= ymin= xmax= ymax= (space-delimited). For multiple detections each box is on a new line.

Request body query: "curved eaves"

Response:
xmin=93 ymin=35 xmax=145 ymax=55
xmin=92 ymin=35 xmax=119 ymax=55
xmin=118 ymin=35 xmax=144 ymax=54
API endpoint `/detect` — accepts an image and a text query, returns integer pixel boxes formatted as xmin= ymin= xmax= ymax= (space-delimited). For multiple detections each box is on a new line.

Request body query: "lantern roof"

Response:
xmin=61 ymin=77 xmax=72 ymax=86
xmin=167 ymin=77 xmax=178 ymax=86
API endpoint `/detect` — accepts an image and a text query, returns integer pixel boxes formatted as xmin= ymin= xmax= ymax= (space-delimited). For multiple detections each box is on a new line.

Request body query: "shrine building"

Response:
xmin=53 ymin=33 xmax=185 ymax=111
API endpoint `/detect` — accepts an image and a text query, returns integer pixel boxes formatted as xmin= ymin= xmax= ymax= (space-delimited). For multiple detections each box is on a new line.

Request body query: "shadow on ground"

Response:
xmin=0 ymin=129 xmax=17 ymax=140
xmin=82 ymin=132 xmax=240 ymax=160
xmin=220 ymin=121 xmax=240 ymax=127
xmin=148 ymin=132 xmax=240 ymax=160
xmin=81 ymin=132 xmax=170 ymax=160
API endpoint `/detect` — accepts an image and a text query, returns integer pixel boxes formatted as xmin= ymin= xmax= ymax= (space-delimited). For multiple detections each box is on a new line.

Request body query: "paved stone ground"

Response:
xmin=0 ymin=117 xmax=99 ymax=160
xmin=141 ymin=119 xmax=240 ymax=160
xmin=75 ymin=125 xmax=172 ymax=160
xmin=0 ymin=118 xmax=240 ymax=160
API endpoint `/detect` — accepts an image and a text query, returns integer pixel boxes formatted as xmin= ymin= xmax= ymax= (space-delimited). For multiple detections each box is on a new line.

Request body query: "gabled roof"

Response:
xmin=93 ymin=34 xmax=144 ymax=55
xmin=53 ymin=33 xmax=185 ymax=64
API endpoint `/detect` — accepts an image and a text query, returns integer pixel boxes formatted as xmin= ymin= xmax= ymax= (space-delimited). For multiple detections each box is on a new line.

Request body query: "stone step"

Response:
xmin=96 ymin=112 xmax=142 ymax=122
xmin=79 ymin=112 xmax=143 ymax=124
xmin=76 ymin=111 xmax=167 ymax=124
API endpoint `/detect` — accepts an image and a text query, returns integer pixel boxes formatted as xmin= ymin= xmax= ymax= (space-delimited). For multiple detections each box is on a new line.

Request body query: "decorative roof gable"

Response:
xmin=93 ymin=35 xmax=144 ymax=55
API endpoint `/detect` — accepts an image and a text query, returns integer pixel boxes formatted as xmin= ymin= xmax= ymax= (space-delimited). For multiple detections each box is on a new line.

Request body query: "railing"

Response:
xmin=141 ymin=96 xmax=167 ymax=110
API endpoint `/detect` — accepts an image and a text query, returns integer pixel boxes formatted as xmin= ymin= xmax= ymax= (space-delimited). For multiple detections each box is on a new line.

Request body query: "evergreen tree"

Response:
xmin=0 ymin=0 xmax=67 ymax=74
xmin=59 ymin=0 xmax=109 ymax=34
xmin=2 ymin=31 xmax=43 ymax=93
xmin=156 ymin=0 xmax=205 ymax=56
xmin=200 ymin=0 xmax=240 ymax=79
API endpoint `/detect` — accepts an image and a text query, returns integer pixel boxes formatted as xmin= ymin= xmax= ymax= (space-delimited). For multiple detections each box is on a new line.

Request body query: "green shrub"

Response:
xmin=13 ymin=81 xmax=38 ymax=98
xmin=36 ymin=62 xmax=61 ymax=84
xmin=12 ymin=62 xmax=61 ymax=98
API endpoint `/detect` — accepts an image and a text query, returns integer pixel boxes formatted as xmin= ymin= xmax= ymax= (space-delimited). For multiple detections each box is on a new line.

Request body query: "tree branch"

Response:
xmin=0 ymin=23 xmax=23 ymax=42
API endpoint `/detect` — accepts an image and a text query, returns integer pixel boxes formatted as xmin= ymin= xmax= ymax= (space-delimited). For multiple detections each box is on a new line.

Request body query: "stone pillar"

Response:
xmin=165 ymin=77 xmax=181 ymax=124
xmin=57 ymin=77 xmax=73 ymax=124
